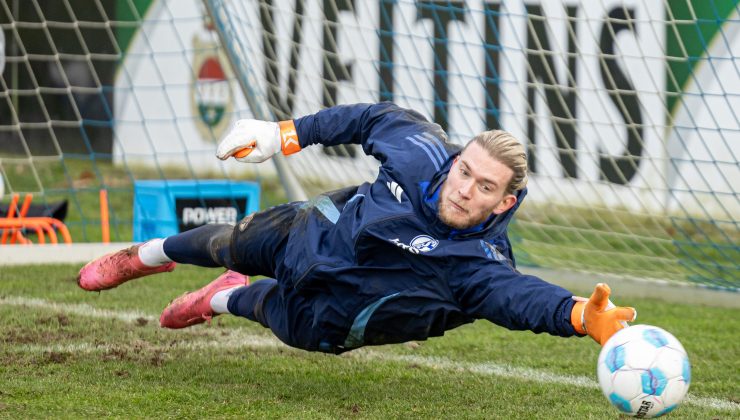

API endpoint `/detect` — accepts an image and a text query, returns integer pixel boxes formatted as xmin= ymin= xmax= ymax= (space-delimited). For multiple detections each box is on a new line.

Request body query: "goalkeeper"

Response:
xmin=78 ymin=102 xmax=635 ymax=352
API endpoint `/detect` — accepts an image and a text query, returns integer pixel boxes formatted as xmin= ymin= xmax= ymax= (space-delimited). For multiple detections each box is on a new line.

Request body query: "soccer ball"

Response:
xmin=597 ymin=325 xmax=691 ymax=418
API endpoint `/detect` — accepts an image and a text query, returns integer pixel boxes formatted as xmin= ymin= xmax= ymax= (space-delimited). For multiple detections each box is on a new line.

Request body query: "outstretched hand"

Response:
xmin=216 ymin=119 xmax=282 ymax=163
xmin=571 ymin=283 xmax=636 ymax=346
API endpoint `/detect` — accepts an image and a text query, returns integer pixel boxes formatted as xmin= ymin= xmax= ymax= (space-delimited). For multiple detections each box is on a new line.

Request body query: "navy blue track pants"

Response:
xmin=162 ymin=204 xmax=322 ymax=352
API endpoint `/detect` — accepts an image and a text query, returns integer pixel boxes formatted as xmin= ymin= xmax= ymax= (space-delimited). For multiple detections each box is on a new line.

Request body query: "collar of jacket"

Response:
xmin=419 ymin=154 xmax=527 ymax=241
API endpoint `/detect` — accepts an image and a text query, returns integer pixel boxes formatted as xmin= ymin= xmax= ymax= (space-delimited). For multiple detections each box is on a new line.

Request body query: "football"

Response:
xmin=597 ymin=325 xmax=691 ymax=418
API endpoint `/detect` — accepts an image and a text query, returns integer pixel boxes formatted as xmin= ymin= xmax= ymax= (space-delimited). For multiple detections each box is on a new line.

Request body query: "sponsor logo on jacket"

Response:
xmin=390 ymin=235 xmax=439 ymax=254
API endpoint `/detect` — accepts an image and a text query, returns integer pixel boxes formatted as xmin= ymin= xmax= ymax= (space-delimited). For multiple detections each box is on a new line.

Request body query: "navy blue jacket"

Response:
xmin=276 ymin=103 xmax=577 ymax=351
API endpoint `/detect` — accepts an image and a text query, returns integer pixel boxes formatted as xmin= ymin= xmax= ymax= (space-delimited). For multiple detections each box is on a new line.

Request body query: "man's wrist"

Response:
xmin=279 ymin=120 xmax=301 ymax=155
xmin=571 ymin=301 xmax=587 ymax=335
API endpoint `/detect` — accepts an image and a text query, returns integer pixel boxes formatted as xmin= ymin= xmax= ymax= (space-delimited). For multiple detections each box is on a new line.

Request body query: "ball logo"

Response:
xmin=410 ymin=235 xmax=439 ymax=252
xmin=635 ymin=400 xmax=653 ymax=418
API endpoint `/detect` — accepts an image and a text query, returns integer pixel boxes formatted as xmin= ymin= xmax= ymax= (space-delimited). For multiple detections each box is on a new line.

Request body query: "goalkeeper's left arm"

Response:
xmin=456 ymin=264 xmax=636 ymax=345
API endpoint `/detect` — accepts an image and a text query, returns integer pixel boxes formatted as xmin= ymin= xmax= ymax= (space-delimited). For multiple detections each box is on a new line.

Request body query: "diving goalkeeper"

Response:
xmin=78 ymin=102 xmax=635 ymax=352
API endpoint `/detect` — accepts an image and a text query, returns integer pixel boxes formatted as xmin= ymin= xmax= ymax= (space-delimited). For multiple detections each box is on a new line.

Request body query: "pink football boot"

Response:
xmin=159 ymin=270 xmax=250 ymax=329
xmin=77 ymin=245 xmax=176 ymax=291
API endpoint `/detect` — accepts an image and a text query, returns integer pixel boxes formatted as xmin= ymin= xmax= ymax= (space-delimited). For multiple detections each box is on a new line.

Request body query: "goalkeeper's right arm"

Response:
xmin=216 ymin=119 xmax=301 ymax=163
xmin=216 ymin=103 xmax=445 ymax=167
xmin=216 ymin=103 xmax=455 ymax=193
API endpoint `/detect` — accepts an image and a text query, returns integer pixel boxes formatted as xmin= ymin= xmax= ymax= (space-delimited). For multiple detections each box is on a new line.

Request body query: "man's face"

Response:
xmin=438 ymin=142 xmax=518 ymax=230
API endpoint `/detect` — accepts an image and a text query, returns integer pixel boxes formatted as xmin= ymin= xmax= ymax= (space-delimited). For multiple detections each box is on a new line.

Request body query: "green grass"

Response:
xmin=0 ymin=264 xmax=738 ymax=418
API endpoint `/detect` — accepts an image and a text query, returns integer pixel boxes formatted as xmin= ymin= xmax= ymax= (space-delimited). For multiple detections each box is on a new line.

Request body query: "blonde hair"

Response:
xmin=466 ymin=130 xmax=528 ymax=194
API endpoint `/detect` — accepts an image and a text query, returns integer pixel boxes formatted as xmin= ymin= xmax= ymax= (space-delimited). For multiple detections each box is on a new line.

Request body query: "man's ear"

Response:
xmin=492 ymin=194 xmax=517 ymax=215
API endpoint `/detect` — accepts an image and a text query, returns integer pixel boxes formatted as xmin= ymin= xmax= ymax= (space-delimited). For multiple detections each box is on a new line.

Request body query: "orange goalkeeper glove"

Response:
xmin=571 ymin=283 xmax=637 ymax=346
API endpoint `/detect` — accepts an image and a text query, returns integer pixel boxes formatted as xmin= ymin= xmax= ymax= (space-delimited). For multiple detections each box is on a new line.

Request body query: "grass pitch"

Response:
xmin=0 ymin=264 xmax=738 ymax=419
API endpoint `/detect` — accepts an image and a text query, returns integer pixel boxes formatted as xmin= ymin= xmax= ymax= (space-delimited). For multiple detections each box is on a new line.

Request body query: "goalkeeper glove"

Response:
xmin=571 ymin=283 xmax=637 ymax=346
xmin=216 ymin=119 xmax=301 ymax=163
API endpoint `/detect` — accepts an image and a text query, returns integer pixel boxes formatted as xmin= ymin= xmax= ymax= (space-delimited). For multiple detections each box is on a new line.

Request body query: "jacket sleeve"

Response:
xmin=293 ymin=103 xmax=457 ymax=184
xmin=451 ymin=262 xmax=580 ymax=337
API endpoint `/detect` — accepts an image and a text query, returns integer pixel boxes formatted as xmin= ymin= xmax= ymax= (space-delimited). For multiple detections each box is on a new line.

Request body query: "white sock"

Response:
xmin=210 ymin=286 xmax=241 ymax=314
xmin=138 ymin=238 xmax=173 ymax=267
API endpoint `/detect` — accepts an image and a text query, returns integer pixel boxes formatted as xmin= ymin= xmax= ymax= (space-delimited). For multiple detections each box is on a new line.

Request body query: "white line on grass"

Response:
xmin=357 ymin=352 xmax=740 ymax=413
xmin=358 ymin=352 xmax=596 ymax=388
xmin=0 ymin=295 xmax=154 ymax=323
xmin=2 ymin=295 xmax=738 ymax=413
